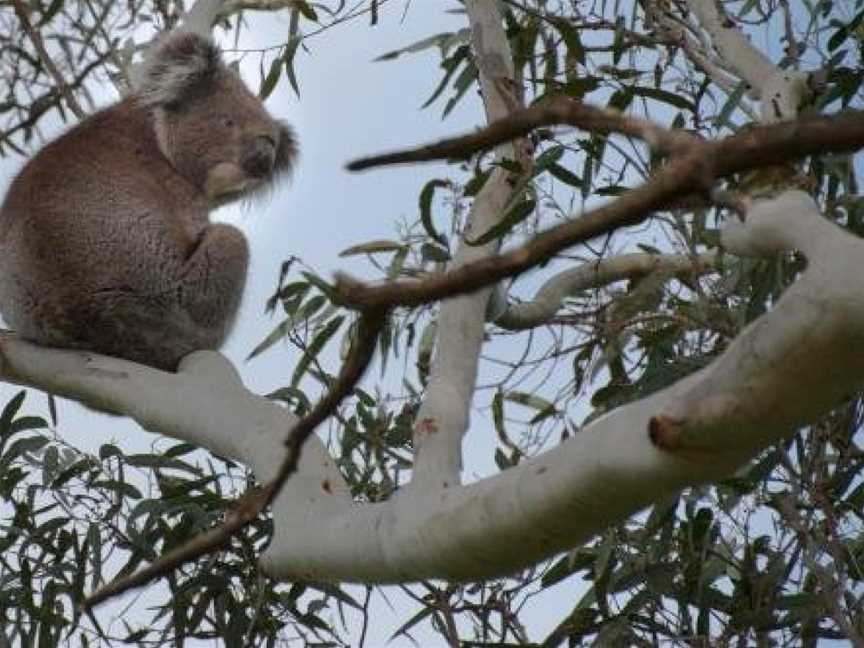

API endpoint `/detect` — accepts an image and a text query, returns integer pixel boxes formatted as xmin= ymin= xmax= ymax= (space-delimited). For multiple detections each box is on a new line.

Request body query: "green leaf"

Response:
xmin=0 ymin=436 xmax=50 ymax=473
xmin=389 ymin=606 xmax=434 ymax=642
xmin=554 ymin=17 xmax=585 ymax=65
xmin=542 ymin=549 xmax=595 ymax=587
xmin=443 ymin=59 xmax=478 ymax=118
xmin=9 ymin=416 xmax=48 ymax=434
xmin=259 ymin=56 xmax=282 ymax=100
xmin=301 ymin=272 xmax=339 ymax=302
xmin=99 ymin=443 xmax=124 ymax=461
xmin=51 ymin=459 xmax=95 ymax=489
xmin=608 ymin=87 xmax=634 ymax=112
xmin=247 ymin=317 xmax=292 ymax=361
xmin=283 ymin=36 xmax=303 ymax=98
xmin=0 ymin=391 xmax=26 ymax=437
xmin=594 ymin=530 xmax=616 ymax=578
xmin=420 ymin=242 xmax=450 ymax=263
xmin=463 ymin=169 xmax=491 ymax=196
xmin=124 ymin=454 xmax=201 ymax=473
xmin=492 ymin=390 xmax=506 ymax=439
xmin=375 ymin=32 xmax=458 ymax=61
xmin=91 ymin=480 xmax=142 ymax=499
xmin=418 ymin=179 xmax=450 ymax=245
xmin=533 ymin=145 xmax=565 ymax=173
xmin=716 ymin=81 xmax=748 ymax=129
xmin=291 ymin=0 xmax=318 ymax=21
xmin=548 ymin=162 xmax=582 ymax=186
xmin=468 ymin=199 xmax=536 ymax=246
xmin=828 ymin=10 xmax=864 ymax=51
xmin=552 ymin=76 xmax=602 ymax=100
xmin=339 ymin=239 xmax=405 ymax=257
xmin=422 ymin=45 xmax=469 ymax=109
xmin=291 ymin=316 xmax=345 ymax=386
xmin=505 ymin=391 xmax=558 ymax=423
xmin=631 ymin=86 xmax=695 ymax=112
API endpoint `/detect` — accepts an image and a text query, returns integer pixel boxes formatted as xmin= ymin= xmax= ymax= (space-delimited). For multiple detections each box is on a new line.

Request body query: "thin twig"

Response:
xmin=12 ymin=0 xmax=86 ymax=119
xmin=336 ymin=150 xmax=711 ymax=309
xmin=336 ymin=107 xmax=864 ymax=311
xmin=1 ymin=49 xmax=111 ymax=148
xmin=347 ymin=97 xmax=690 ymax=171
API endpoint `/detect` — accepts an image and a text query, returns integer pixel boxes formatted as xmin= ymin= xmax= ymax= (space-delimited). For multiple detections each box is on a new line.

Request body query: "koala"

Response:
xmin=0 ymin=31 xmax=296 ymax=370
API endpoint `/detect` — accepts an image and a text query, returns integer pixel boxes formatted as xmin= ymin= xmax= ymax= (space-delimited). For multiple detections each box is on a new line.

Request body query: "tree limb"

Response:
xmin=8 ymin=192 xmax=861 ymax=583
xmin=347 ymin=97 xmax=689 ymax=171
xmin=81 ymin=309 xmax=385 ymax=606
xmin=408 ymin=0 xmax=525 ymax=492
xmin=681 ymin=0 xmax=812 ymax=122
xmin=494 ymin=251 xmax=719 ymax=330
xmin=336 ymin=108 xmax=864 ymax=312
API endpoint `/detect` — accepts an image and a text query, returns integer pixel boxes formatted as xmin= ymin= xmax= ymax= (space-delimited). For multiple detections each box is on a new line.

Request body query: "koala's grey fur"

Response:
xmin=0 ymin=31 xmax=297 ymax=370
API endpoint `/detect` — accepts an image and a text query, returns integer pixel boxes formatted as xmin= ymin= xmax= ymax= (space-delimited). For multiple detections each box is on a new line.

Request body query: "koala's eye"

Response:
xmin=223 ymin=117 xmax=235 ymax=128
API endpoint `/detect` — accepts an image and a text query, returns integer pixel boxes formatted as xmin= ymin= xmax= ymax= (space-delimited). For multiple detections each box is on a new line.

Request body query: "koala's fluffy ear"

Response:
xmin=136 ymin=31 xmax=221 ymax=109
xmin=274 ymin=123 xmax=299 ymax=175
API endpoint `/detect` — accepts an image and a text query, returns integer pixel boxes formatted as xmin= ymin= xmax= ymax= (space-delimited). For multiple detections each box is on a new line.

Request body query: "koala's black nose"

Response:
xmin=242 ymin=136 xmax=277 ymax=178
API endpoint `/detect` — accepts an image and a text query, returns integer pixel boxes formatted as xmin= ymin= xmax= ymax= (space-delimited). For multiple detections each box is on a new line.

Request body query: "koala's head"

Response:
xmin=136 ymin=32 xmax=297 ymax=206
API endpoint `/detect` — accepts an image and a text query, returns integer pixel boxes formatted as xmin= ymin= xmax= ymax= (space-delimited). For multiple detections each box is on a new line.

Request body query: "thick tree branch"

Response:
xmin=644 ymin=3 xmax=759 ymax=119
xmin=679 ymin=0 xmax=812 ymax=122
xmin=81 ymin=309 xmax=384 ymax=606
xmin=682 ymin=0 xmax=778 ymax=91
xmin=347 ymin=97 xmax=688 ymax=171
xmin=408 ymin=0 xmax=524 ymax=492
xmin=5 ymin=192 xmax=864 ymax=584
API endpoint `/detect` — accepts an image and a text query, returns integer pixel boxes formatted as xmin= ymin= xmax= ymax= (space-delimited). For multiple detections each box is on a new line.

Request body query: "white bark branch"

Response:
xmin=682 ymin=0 xmax=811 ymax=122
xmin=408 ymin=0 xmax=523 ymax=491
xmin=495 ymin=252 xmax=718 ymax=330
xmin=5 ymin=191 xmax=862 ymax=582
xmin=127 ymin=0 xmax=292 ymax=89
xmin=645 ymin=5 xmax=759 ymax=119
xmin=0 ymin=342 xmax=353 ymax=529
xmin=184 ymin=0 xmax=294 ymax=34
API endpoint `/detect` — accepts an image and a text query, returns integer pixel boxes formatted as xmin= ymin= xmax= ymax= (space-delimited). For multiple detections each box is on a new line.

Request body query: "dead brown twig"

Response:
xmin=337 ymin=105 xmax=864 ymax=311
xmin=83 ymin=308 xmax=388 ymax=609
xmin=347 ymin=97 xmax=692 ymax=171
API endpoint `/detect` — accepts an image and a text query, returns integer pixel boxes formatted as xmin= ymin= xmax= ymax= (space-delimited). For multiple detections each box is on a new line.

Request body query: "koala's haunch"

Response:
xmin=0 ymin=32 xmax=297 ymax=370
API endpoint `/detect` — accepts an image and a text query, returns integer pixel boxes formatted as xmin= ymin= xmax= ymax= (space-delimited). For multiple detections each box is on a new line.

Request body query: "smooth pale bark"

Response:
xmin=218 ymin=190 xmax=864 ymax=579
xmin=685 ymin=0 xmax=811 ymax=122
xmin=408 ymin=0 xmax=522 ymax=491
xmin=5 ymin=191 xmax=863 ymax=581
xmin=495 ymin=252 xmax=718 ymax=330
xmin=645 ymin=4 xmax=758 ymax=119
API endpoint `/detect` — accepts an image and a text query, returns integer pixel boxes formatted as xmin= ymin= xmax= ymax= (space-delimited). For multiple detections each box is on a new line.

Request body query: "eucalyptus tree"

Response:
xmin=1 ymin=0 xmax=863 ymax=645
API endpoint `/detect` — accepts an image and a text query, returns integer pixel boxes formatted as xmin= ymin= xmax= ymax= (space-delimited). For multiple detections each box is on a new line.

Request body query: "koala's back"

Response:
xmin=0 ymin=99 xmax=247 ymax=368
